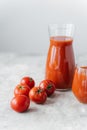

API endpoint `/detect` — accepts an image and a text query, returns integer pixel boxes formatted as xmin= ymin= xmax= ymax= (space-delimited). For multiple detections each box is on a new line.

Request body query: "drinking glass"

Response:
xmin=72 ymin=55 xmax=87 ymax=103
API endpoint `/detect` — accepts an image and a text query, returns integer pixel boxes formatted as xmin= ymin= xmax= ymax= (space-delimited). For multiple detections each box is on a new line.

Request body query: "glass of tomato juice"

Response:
xmin=72 ymin=56 xmax=87 ymax=103
xmin=45 ymin=24 xmax=75 ymax=90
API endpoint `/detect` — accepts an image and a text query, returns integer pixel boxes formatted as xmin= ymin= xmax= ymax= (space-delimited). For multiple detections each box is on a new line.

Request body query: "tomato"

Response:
xmin=14 ymin=84 xmax=30 ymax=97
xmin=39 ymin=80 xmax=56 ymax=97
xmin=10 ymin=95 xmax=30 ymax=112
xmin=29 ymin=87 xmax=47 ymax=104
xmin=20 ymin=76 xmax=35 ymax=89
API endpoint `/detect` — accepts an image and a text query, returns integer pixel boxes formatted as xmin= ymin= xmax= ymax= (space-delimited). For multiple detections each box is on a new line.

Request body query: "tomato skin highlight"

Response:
xmin=39 ymin=80 xmax=56 ymax=96
xmin=20 ymin=76 xmax=35 ymax=89
xmin=29 ymin=87 xmax=47 ymax=104
xmin=10 ymin=95 xmax=30 ymax=112
xmin=14 ymin=84 xmax=30 ymax=97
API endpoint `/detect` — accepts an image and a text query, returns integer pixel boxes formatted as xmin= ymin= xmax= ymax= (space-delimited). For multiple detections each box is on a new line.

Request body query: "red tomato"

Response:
xmin=39 ymin=80 xmax=56 ymax=97
xmin=14 ymin=84 xmax=30 ymax=97
xmin=10 ymin=95 xmax=30 ymax=112
xmin=20 ymin=76 xmax=35 ymax=89
xmin=29 ymin=87 xmax=47 ymax=104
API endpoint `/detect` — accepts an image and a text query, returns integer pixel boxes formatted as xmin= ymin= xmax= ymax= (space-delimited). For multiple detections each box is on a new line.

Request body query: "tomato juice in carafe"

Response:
xmin=45 ymin=24 xmax=75 ymax=90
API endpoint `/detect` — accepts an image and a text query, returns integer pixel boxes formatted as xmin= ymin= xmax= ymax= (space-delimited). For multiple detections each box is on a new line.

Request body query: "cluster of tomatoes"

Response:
xmin=10 ymin=76 xmax=56 ymax=113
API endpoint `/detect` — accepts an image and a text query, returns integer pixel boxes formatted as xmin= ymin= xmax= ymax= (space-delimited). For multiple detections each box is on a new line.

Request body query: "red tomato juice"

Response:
xmin=45 ymin=36 xmax=75 ymax=90
xmin=72 ymin=66 xmax=87 ymax=103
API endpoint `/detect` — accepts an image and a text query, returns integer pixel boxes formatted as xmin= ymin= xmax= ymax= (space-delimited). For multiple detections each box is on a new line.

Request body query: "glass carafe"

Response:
xmin=45 ymin=24 xmax=75 ymax=90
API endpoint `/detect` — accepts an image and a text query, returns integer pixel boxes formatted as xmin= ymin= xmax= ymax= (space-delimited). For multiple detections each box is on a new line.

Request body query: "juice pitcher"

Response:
xmin=45 ymin=24 xmax=75 ymax=90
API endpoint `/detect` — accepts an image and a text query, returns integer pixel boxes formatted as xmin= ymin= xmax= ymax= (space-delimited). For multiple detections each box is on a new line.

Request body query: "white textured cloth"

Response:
xmin=0 ymin=53 xmax=87 ymax=130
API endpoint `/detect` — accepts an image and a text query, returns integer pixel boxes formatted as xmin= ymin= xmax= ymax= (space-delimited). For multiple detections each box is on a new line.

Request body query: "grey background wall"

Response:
xmin=0 ymin=0 xmax=87 ymax=56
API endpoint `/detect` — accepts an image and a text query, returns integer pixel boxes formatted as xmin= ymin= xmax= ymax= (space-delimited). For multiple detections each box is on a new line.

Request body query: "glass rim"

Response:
xmin=76 ymin=55 xmax=87 ymax=70
xmin=76 ymin=62 xmax=87 ymax=71
xmin=48 ymin=23 xmax=75 ymax=29
xmin=48 ymin=23 xmax=75 ymax=37
xmin=76 ymin=65 xmax=87 ymax=70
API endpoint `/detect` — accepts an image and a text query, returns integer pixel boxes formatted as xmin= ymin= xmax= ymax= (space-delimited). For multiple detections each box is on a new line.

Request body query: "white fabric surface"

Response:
xmin=0 ymin=53 xmax=87 ymax=130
